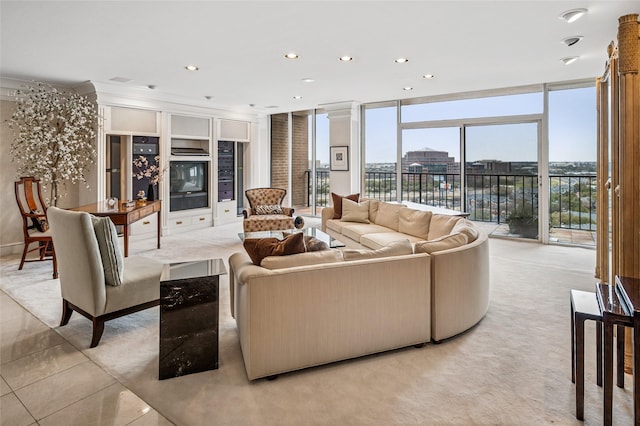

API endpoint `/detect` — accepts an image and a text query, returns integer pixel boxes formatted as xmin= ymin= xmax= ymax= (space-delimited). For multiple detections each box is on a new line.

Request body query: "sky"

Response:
xmin=353 ymin=86 xmax=597 ymax=165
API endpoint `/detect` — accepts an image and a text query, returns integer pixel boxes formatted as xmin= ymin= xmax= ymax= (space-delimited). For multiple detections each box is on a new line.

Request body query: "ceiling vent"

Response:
xmin=562 ymin=36 xmax=583 ymax=47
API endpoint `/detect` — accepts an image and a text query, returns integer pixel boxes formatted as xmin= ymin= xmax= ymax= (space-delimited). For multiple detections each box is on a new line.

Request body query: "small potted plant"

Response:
xmin=506 ymin=206 xmax=538 ymax=238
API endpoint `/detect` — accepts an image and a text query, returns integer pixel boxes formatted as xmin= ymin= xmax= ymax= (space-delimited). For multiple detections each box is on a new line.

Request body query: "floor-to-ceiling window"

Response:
xmin=548 ymin=85 xmax=597 ymax=245
xmin=363 ymin=102 xmax=397 ymax=201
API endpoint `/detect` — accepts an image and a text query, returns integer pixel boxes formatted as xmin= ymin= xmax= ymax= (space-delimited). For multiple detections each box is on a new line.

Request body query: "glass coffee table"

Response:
xmin=239 ymin=227 xmax=345 ymax=248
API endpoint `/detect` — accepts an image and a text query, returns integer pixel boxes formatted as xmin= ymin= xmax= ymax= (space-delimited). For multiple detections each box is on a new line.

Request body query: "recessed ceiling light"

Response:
xmin=302 ymin=78 xmax=315 ymax=83
xmin=403 ymin=87 xmax=413 ymax=91
xmin=147 ymin=85 xmax=156 ymax=90
xmin=204 ymin=96 xmax=213 ymax=100
xmin=293 ymin=96 xmax=302 ymax=99
xmin=395 ymin=58 xmax=409 ymax=64
xmin=339 ymin=56 xmax=353 ymax=62
xmin=561 ymin=36 xmax=583 ymax=46
xmin=422 ymin=74 xmax=435 ymax=79
xmin=560 ymin=56 xmax=580 ymax=65
xmin=185 ymin=65 xmax=199 ymax=71
xmin=559 ymin=8 xmax=587 ymax=23
xmin=110 ymin=76 xmax=132 ymax=83
xmin=284 ymin=53 xmax=299 ymax=59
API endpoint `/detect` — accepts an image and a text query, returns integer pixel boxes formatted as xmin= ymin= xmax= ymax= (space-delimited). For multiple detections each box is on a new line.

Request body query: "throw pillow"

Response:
xmin=243 ymin=232 xmax=305 ymax=265
xmin=255 ymin=204 xmax=284 ymax=215
xmin=331 ymin=192 xmax=360 ymax=219
xmin=282 ymin=232 xmax=329 ymax=252
xmin=91 ymin=215 xmax=124 ymax=286
xmin=451 ymin=219 xmax=479 ymax=243
xmin=341 ymin=199 xmax=370 ymax=223
xmin=342 ymin=239 xmax=413 ymax=261
xmin=29 ymin=209 xmax=49 ymax=232
xmin=398 ymin=208 xmax=432 ymax=240
xmin=414 ymin=233 xmax=468 ymax=254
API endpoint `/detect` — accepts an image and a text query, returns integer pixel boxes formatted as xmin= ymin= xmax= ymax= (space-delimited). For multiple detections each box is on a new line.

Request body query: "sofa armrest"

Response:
xmin=321 ymin=207 xmax=335 ymax=232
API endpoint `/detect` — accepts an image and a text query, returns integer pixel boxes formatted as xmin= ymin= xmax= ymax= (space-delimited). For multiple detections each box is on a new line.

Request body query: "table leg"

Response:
xmin=157 ymin=210 xmax=161 ymax=249
xmin=604 ymin=319 xmax=613 ymax=426
xmin=571 ymin=300 xmax=576 ymax=384
xmin=634 ymin=319 xmax=640 ymax=425
xmin=123 ymin=224 xmax=129 ymax=257
xmin=597 ymin=321 xmax=603 ymax=387
xmin=576 ymin=316 xmax=585 ymax=420
xmin=616 ymin=324 xmax=625 ymax=388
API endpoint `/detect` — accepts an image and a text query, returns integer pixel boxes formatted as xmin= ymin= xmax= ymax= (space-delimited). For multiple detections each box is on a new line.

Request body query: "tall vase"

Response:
xmin=147 ymin=184 xmax=155 ymax=201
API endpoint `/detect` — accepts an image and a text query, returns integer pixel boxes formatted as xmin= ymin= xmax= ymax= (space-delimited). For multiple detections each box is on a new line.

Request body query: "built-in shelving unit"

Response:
xmin=167 ymin=114 xmax=213 ymax=231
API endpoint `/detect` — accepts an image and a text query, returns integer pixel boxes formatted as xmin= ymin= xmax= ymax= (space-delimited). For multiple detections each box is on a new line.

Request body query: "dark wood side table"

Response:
xmin=159 ymin=258 xmax=227 ymax=380
xmin=614 ymin=275 xmax=640 ymax=425
xmin=596 ymin=282 xmax=633 ymax=426
xmin=570 ymin=289 xmax=603 ymax=420
xmin=72 ymin=200 xmax=161 ymax=257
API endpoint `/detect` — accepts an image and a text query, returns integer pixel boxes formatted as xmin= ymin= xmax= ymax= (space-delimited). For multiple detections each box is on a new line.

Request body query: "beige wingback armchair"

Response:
xmin=48 ymin=207 xmax=163 ymax=348
xmin=242 ymin=188 xmax=295 ymax=232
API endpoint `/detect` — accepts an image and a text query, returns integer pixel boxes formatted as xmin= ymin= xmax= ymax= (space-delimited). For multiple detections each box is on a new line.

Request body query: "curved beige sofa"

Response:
xmin=321 ymin=199 xmax=490 ymax=342
xmin=229 ymin=200 xmax=490 ymax=380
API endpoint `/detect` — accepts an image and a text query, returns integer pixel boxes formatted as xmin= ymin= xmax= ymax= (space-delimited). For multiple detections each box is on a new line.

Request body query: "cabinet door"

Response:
xmin=219 ymin=120 xmax=250 ymax=142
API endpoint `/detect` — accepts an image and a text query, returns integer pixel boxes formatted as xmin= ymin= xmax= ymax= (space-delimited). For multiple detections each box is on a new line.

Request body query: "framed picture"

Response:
xmin=330 ymin=146 xmax=349 ymax=171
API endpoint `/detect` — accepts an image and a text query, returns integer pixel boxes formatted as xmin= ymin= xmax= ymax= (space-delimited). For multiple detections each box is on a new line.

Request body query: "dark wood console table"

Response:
xmin=72 ymin=200 xmax=161 ymax=257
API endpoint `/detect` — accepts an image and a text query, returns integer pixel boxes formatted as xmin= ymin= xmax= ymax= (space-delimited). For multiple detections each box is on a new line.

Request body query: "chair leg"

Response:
xmin=18 ymin=242 xmax=29 ymax=271
xmin=90 ymin=318 xmax=105 ymax=348
xmin=60 ymin=299 xmax=73 ymax=326
xmin=51 ymin=243 xmax=58 ymax=279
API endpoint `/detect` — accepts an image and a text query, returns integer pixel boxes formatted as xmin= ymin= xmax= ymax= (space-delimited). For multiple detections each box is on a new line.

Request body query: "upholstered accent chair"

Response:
xmin=48 ymin=207 xmax=163 ymax=348
xmin=14 ymin=176 xmax=58 ymax=279
xmin=242 ymin=188 xmax=295 ymax=232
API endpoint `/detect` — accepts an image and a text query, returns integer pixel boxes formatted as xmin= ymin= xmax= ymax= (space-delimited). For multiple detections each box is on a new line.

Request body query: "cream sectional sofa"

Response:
xmin=228 ymin=200 xmax=490 ymax=380
xmin=323 ymin=199 xmax=490 ymax=342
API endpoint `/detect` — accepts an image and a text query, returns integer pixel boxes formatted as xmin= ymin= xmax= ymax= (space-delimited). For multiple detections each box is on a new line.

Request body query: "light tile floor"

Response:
xmin=0 ymin=291 xmax=173 ymax=426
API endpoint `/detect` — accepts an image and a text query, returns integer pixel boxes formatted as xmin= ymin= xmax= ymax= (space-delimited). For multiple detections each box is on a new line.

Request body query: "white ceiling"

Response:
xmin=1 ymin=1 xmax=636 ymax=114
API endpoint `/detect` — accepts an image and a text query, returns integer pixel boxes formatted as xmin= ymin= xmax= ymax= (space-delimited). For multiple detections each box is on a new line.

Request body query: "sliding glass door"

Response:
xmin=465 ymin=122 xmax=540 ymax=239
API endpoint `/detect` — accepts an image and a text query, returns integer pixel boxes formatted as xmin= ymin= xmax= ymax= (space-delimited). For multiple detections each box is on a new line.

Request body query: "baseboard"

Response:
xmin=0 ymin=242 xmax=23 ymax=258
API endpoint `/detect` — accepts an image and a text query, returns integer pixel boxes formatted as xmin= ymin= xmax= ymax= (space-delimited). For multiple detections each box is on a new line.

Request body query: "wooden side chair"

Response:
xmin=14 ymin=176 xmax=58 ymax=279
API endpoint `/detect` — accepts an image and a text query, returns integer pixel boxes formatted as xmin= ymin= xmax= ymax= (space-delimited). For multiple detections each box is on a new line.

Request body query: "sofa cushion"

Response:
xmin=374 ymin=202 xmax=403 ymax=231
xmin=361 ymin=198 xmax=380 ymax=223
xmin=360 ymin=232 xmax=425 ymax=250
xmin=343 ymin=239 xmax=413 ymax=261
xmin=243 ymin=232 xmax=305 ymax=265
xmin=414 ymin=233 xmax=468 ymax=254
xmin=243 ymin=215 xmax=295 ymax=233
xmin=331 ymin=192 xmax=360 ymax=219
xmin=261 ymin=249 xmax=343 ymax=270
xmin=451 ymin=219 xmax=479 ymax=243
xmin=326 ymin=219 xmax=347 ymax=234
xmin=427 ymin=214 xmax=464 ymax=240
xmin=341 ymin=199 xmax=370 ymax=223
xmin=398 ymin=208 xmax=432 ymax=240
xmin=341 ymin=223 xmax=390 ymax=242
xmin=90 ymin=215 xmax=124 ymax=286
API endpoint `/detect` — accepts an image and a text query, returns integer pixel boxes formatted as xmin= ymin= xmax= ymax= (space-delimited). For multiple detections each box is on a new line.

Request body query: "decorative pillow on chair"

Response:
xmin=243 ymin=232 xmax=306 ymax=265
xmin=331 ymin=192 xmax=360 ymax=219
xmin=255 ymin=204 xmax=284 ymax=215
xmin=90 ymin=215 xmax=124 ymax=286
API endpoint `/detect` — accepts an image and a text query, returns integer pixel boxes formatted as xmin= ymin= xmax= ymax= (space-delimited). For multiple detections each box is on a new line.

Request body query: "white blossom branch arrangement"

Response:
xmin=8 ymin=82 xmax=98 ymax=206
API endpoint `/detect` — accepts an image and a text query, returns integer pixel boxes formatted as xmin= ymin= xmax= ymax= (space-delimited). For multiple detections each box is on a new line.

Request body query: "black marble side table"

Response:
xmin=159 ymin=258 xmax=227 ymax=380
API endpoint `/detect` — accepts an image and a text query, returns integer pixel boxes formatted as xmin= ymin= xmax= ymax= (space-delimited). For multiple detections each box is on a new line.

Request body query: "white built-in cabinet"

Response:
xmin=99 ymin=104 xmax=251 ymax=236
xmin=167 ymin=114 xmax=213 ymax=232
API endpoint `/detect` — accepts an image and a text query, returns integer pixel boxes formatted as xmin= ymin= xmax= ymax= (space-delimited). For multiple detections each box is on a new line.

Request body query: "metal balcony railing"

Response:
xmin=303 ymin=170 xmax=596 ymax=231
